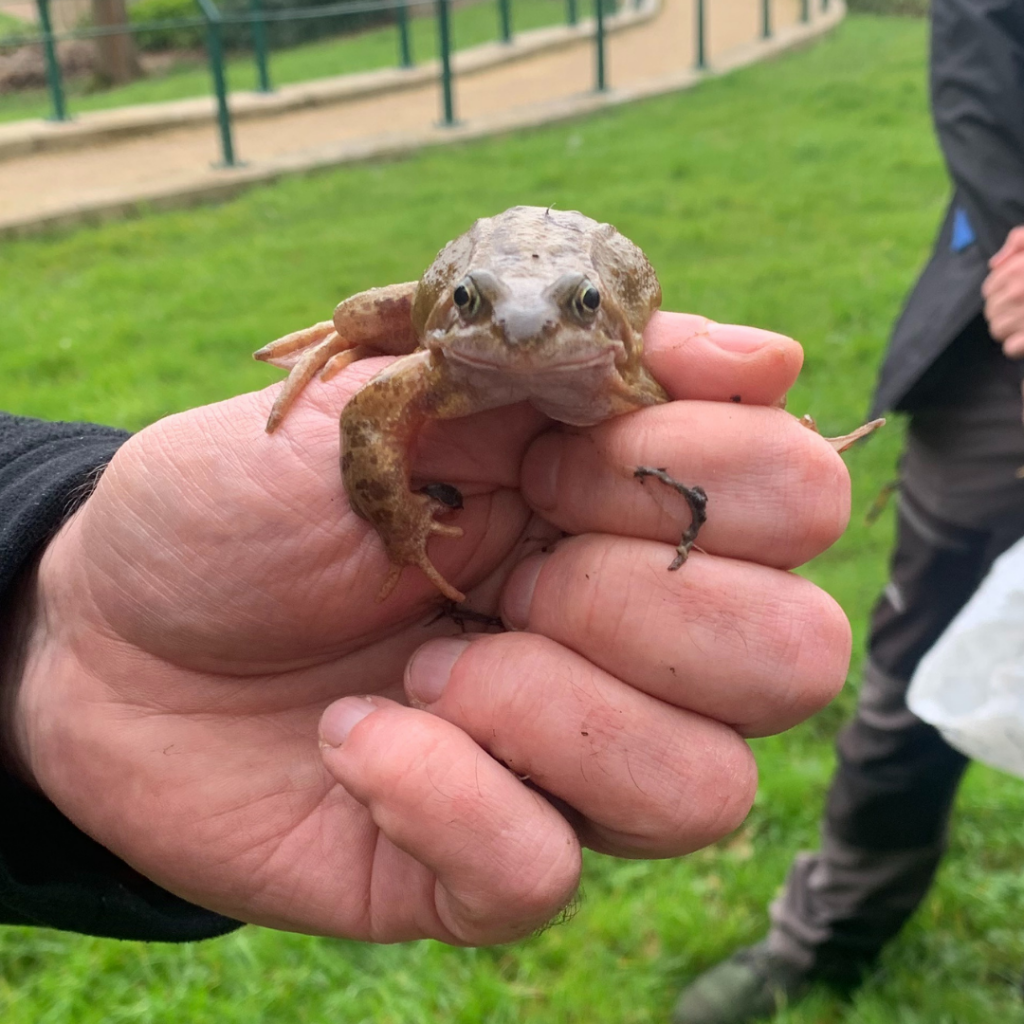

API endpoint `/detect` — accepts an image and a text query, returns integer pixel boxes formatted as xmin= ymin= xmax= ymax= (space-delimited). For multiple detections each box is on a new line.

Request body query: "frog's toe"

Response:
xmin=418 ymin=557 xmax=466 ymax=603
xmin=319 ymin=347 xmax=368 ymax=382
xmin=430 ymin=522 xmax=464 ymax=539
xmin=376 ymin=563 xmax=404 ymax=602
xmin=375 ymin=554 xmax=466 ymax=603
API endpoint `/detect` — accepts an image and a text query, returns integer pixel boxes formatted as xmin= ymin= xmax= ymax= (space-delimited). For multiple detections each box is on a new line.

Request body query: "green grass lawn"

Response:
xmin=0 ymin=0 xmax=568 ymax=123
xmin=3 ymin=13 xmax=1024 ymax=1023
xmin=0 ymin=10 xmax=28 ymax=40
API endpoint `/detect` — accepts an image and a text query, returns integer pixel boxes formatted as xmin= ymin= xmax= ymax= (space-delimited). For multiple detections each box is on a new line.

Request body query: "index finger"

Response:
xmin=643 ymin=312 xmax=803 ymax=406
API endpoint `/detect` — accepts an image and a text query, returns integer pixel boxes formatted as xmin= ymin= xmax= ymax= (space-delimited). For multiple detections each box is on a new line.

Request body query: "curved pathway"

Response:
xmin=0 ymin=0 xmax=843 ymax=236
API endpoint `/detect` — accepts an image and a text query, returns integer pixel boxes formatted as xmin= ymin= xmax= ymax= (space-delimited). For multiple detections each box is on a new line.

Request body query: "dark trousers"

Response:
xmin=768 ymin=333 xmax=1024 ymax=981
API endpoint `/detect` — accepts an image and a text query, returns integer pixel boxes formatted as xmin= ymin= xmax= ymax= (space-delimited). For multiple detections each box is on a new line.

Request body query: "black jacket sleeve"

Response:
xmin=932 ymin=0 xmax=1024 ymax=259
xmin=0 ymin=412 xmax=239 ymax=941
xmin=870 ymin=0 xmax=1024 ymax=418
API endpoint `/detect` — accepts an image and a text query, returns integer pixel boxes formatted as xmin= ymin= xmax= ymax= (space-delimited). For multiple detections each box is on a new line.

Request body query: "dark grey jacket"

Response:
xmin=871 ymin=0 xmax=1024 ymax=419
xmin=0 ymin=413 xmax=238 ymax=941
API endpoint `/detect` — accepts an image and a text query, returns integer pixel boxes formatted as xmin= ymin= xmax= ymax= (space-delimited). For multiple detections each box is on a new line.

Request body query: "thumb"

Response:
xmin=318 ymin=695 xmax=581 ymax=945
xmin=643 ymin=312 xmax=804 ymax=407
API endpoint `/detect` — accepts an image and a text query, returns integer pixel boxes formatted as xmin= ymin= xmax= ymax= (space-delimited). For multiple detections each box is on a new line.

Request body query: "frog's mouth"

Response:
xmin=446 ymin=348 xmax=617 ymax=373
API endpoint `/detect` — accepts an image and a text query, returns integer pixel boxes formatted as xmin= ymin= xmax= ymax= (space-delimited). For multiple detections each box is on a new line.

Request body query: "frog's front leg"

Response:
xmin=341 ymin=351 xmax=485 ymax=603
xmin=254 ymin=281 xmax=419 ymax=432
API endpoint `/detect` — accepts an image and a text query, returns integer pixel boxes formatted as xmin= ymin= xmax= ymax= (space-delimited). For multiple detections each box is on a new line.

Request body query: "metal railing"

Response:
xmin=2 ymin=0 xmax=603 ymax=154
xmin=0 ymin=0 xmax=835 ymax=168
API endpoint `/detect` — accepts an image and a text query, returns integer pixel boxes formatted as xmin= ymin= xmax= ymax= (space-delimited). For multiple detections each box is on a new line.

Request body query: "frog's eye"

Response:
xmin=452 ymin=278 xmax=480 ymax=316
xmin=574 ymin=280 xmax=601 ymax=318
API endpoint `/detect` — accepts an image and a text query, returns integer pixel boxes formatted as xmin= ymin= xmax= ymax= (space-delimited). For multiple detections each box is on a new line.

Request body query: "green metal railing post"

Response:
xmin=495 ymin=0 xmax=512 ymax=43
xmin=436 ymin=0 xmax=457 ymax=125
xmin=198 ymin=0 xmax=238 ymax=166
xmin=694 ymin=0 xmax=705 ymax=69
xmin=761 ymin=0 xmax=771 ymax=38
xmin=35 ymin=0 xmax=68 ymax=121
xmin=249 ymin=0 xmax=273 ymax=92
xmin=800 ymin=0 xmax=809 ymax=22
xmin=498 ymin=0 xmax=512 ymax=43
xmin=593 ymin=0 xmax=606 ymax=91
xmin=566 ymin=0 xmax=577 ymax=24
xmin=396 ymin=1 xmax=413 ymax=66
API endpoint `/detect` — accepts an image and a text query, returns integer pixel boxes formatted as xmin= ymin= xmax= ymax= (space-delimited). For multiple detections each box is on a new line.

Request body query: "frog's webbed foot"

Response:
xmin=255 ymin=322 xmax=362 ymax=432
xmin=375 ymin=491 xmax=466 ymax=604
xmin=634 ymin=466 xmax=709 ymax=571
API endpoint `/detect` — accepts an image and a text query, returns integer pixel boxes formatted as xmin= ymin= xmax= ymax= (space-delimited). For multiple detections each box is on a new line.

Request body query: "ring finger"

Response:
xmin=403 ymin=630 xmax=758 ymax=859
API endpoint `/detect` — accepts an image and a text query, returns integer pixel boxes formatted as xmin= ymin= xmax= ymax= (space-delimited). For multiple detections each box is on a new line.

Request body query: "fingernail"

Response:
xmin=522 ymin=433 xmax=561 ymax=511
xmin=406 ymin=636 xmax=471 ymax=706
xmin=501 ymin=552 xmax=548 ymax=630
xmin=706 ymin=322 xmax=780 ymax=354
xmin=320 ymin=696 xmax=377 ymax=748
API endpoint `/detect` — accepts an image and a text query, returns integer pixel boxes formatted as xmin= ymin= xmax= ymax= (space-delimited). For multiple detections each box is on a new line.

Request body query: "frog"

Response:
xmin=254 ymin=205 xmax=879 ymax=603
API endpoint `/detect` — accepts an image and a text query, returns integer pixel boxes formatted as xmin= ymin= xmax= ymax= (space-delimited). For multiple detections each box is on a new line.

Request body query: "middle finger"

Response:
xmin=521 ymin=401 xmax=850 ymax=570
xmin=499 ymin=534 xmax=851 ymax=737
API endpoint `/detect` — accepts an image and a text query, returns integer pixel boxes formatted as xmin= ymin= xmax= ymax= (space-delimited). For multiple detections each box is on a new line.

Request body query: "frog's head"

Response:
xmin=433 ymin=267 xmax=626 ymax=372
xmin=415 ymin=206 xmax=661 ymax=375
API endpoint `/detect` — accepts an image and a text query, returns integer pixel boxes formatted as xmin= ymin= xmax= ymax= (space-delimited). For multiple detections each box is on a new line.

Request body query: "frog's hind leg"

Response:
xmin=634 ymin=466 xmax=709 ymax=570
xmin=797 ymin=415 xmax=886 ymax=453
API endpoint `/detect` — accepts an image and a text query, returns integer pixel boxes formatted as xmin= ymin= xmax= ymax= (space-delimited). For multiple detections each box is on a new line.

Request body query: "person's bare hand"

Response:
xmin=10 ymin=312 xmax=851 ymax=945
xmin=983 ymin=225 xmax=1024 ymax=357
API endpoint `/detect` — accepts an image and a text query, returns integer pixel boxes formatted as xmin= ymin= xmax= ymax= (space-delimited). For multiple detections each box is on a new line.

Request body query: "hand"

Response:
xmin=983 ymin=225 xmax=1024 ymax=357
xmin=11 ymin=313 xmax=850 ymax=945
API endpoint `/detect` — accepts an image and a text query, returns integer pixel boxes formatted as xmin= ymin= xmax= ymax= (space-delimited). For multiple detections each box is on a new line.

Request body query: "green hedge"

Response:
xmin=129 ymin=0 xmax=397 ymax=52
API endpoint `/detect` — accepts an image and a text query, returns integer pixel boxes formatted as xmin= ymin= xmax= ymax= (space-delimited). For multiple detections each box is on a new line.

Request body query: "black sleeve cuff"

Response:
xmin=0 ymin=413 xmax=241 ymax=941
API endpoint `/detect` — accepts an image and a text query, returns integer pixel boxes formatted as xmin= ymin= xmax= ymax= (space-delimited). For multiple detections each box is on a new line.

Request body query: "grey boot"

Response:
xmin=671 ymin=942 xmax=811 ymax=1024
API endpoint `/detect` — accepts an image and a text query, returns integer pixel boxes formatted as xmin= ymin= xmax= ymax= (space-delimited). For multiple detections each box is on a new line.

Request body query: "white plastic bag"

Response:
xmin=907 ymin=534 xmax=1024 ymax=779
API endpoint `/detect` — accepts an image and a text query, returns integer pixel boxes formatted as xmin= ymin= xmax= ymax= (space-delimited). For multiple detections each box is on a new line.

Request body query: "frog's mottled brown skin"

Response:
xmin=255 ymin=206 xmax=690 ymax=602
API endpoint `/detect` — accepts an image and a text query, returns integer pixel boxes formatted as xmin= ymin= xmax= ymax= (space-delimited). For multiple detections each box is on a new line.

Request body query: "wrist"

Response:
xmin=0 ymin=502 xmax=91 ymax=793
xmin=0 ymin=552 xmax=46 ymax=788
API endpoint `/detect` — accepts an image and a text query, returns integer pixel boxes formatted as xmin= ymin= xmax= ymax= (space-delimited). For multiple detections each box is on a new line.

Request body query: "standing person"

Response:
xmin=672 ymin=1 xmax=1024 ymax=1021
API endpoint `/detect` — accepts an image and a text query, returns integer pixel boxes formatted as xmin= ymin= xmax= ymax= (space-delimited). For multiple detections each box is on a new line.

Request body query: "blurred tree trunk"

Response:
xmin=91 ymin=0 xmax=142 ymax=85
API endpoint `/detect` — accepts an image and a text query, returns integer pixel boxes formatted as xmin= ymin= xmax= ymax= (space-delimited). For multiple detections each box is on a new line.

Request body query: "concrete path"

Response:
xmin=0 ymin=0 xmax=844 ymax=237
